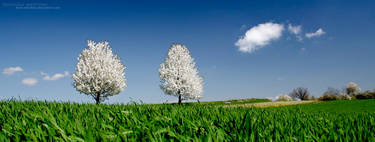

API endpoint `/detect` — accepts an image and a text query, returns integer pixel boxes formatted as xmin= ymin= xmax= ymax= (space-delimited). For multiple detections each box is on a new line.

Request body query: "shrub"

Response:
xmin=354 ymin=91 xmax=375 ymax=100
xmin=319 ymin=94 xmax=339 ymax=101
xmin=320 ymin=87 xmax=351 ymax=101
xmin=339 ymin=94 xmax=352 ymax=100
xmin=276 ymin=95 xmax=293 ymax=101
xmin=324 ymin=87 xmax=341 ymax=96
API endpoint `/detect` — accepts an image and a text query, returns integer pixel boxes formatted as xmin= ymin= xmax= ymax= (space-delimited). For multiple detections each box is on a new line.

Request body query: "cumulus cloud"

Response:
xmin=235 ymin=22 xmax=284 ymax=53
xmin=305 ymin=28 xmax=325 ymax=38
xmin=22 ymin=78 xmax=37 ymax=86
xmin=41 ymin=71 xmax=70 ymax=81
xmin=2 ymin=66 xmax=23 ymax=75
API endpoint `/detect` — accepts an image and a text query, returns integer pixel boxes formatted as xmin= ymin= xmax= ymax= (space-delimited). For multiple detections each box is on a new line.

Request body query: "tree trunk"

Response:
xmin=178 ymin=95 xmax=182 ymax=104
xmin=95 ymin=93 xmax=101 ymax=104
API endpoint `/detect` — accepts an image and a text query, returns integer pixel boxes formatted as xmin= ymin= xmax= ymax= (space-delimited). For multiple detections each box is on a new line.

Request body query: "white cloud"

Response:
xmin=288 ymin=24 xmax=301 ymax=35
xmin=288 ymin=24 xmax=303 ymax=41
xmin=2 ymin=66 xmax=23 ymax=75
xmin=305 ymin=28 xmax=325 ymax=38
xmin=235 ymin=22 xmax=284 ymax=53
xmin=22 ymin=78 xmax=37 ymax=86
xmin=41 ymin=71 xmax=70 ymax=81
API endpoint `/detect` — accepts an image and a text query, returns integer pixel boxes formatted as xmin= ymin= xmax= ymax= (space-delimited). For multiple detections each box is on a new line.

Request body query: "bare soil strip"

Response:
xmin=224 ymin=101 xmax=318 ymax=108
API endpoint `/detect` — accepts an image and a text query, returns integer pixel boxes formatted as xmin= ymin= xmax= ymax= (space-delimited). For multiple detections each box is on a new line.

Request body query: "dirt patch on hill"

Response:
xmin=224 ymin=101 xmax=318 ymax=108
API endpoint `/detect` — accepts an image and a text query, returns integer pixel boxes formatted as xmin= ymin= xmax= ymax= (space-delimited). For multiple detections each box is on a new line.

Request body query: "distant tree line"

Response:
xmin=278 ymin=82 xmax=375 ymax=102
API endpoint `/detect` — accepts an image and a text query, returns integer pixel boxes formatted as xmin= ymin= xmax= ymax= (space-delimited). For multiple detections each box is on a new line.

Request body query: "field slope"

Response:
xmin=0 ymin=99 xmax=374 ymax=141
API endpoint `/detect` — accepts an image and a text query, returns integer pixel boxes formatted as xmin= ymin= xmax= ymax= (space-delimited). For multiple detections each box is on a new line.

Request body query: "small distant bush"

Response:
xmin=319 ymin=87 xmax=353 ymax=101
xmin=318 ymin=85 xmax=375 ymax=101
xmin=324 ymin=87 xmax=341 ymax=96
xmin=339 ymin=94 xmax=352 ymax=100
xmin=354 ymin=91 xmax=375 ymax=100
xmin=319 ymin=94 xmax=339 ymax=101
xmin=276 ymin=95 xmax=293 ymax=101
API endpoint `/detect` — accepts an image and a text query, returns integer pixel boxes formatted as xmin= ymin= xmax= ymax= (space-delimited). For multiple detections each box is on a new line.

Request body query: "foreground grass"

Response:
xmin=0 ymin=99 xmax=374 ymax=141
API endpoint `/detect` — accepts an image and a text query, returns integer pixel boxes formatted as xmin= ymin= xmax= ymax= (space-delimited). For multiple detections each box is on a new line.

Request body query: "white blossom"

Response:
xmin=276 ymin=94 xmax=293 ymax=102
xmin=346 ymin=82 xmax=360 ymax=95
xmin=340 ymin=93 xmax=352 ymax=100
xmin=159 ymin=44 xmax=203 ymax=103
xmin=72 ymin=40 xmax=126 ymax=104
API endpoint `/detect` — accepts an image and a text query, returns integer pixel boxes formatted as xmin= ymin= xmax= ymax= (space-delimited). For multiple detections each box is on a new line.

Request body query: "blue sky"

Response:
xmin=1 ymin=0 xmax=374 ymax=104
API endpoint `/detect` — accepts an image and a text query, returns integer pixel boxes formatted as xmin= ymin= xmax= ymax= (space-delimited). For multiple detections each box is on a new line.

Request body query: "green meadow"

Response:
xmin=0 ymin=99 xmax=374 ymax=141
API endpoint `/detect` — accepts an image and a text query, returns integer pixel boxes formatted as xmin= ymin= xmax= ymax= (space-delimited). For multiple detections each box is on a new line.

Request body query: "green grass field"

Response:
xmin=0 ymin=99 xmax=374 ymax=141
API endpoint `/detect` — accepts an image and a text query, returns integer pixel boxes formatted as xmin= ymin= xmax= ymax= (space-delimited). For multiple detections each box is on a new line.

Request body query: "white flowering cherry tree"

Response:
xmin=73 ymin=40 xmax=127 ymax=104
xmin=159 ymin=44 xmax=203 ymax=104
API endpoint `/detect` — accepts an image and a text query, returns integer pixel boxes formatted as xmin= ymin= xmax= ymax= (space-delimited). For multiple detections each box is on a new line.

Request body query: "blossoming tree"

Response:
xmin=159 ymin=43 xmax=203 ymax=104
xmin=73 ymin=40 xmax=127 ymax=104
xmin=346 ymin=82 xmax=360 ymax=95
